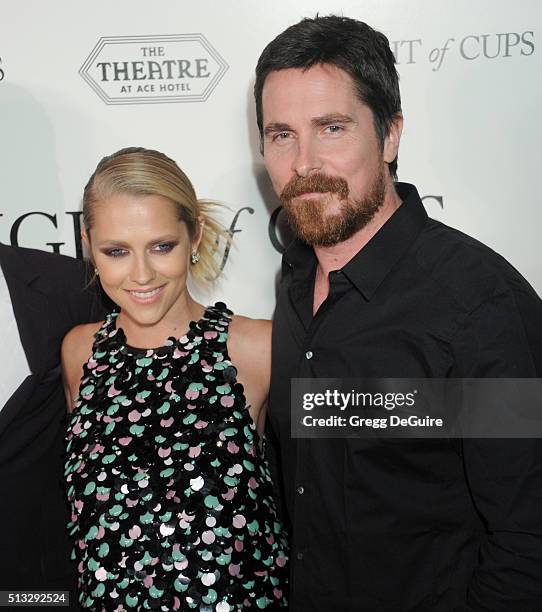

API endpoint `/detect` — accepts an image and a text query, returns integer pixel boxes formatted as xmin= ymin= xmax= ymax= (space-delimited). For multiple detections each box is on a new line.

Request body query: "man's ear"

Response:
xmin=383 ymin=113 xmax=403 ymax=164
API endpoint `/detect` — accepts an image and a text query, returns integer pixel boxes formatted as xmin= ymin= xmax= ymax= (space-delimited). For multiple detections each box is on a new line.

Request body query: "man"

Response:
xmin=255 ymin=15 xmax=542 ymax=611
xmin=0 ymin=243 xmax=103 ymax=603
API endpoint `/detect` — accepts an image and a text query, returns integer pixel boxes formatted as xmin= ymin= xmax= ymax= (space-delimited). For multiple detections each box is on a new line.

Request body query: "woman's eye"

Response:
xmin=104 ymin=248 xmax=127 ymax=258
xmin=153 ymin=242 xmax=177 ymax=254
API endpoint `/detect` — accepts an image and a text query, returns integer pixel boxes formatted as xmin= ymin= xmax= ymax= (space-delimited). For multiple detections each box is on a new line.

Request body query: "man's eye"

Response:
xmin=273 ymin=132 xmax=292 ymax=142
xmin=152 ymin=242 xmax=177 ymax=254
xmin=325 ymin=125 xmax=343 ymax=134
xmin=104 ymin=248 xmax=127 ymax=258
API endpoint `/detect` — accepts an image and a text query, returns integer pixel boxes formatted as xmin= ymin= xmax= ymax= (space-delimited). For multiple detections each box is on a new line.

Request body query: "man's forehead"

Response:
xmin=263 ymin=63 xmax=355 ymax=93
xmin=261 ymin=64 xmax=362 ymax=121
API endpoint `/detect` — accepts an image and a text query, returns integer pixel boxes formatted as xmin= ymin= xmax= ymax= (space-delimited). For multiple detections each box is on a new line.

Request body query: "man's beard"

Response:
xmin=279 ymin=164 xmax=386 ymax=247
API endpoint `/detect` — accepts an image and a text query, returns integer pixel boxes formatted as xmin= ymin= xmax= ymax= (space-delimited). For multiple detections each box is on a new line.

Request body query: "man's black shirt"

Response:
xmin=269 ymin=183 xmax=542 ymax=611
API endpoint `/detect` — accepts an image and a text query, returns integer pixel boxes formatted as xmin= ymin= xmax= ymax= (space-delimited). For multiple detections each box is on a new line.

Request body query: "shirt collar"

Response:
xmin=283 ymin=182 xmax=429 ymax=300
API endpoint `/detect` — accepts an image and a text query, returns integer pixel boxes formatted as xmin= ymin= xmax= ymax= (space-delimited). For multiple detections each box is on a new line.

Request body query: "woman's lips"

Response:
xmin=125 ymin=285 xmax=165 ymax=304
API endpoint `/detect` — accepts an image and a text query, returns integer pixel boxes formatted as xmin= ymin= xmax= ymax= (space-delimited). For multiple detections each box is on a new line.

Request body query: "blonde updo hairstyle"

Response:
xmin=82 ymin=147 xmax=226 ymax=283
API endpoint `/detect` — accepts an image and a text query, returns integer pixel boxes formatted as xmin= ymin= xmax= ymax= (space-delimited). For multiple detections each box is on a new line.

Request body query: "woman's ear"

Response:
xmin=81 ymin=229 xmax=92 ymax=261
xmin=194 ymin=216 xmax=205 ymax=251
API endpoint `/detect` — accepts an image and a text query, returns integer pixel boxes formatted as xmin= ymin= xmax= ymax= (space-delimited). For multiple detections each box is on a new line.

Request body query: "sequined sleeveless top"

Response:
xmin=65 ymin=303 xmax=288 ymax=611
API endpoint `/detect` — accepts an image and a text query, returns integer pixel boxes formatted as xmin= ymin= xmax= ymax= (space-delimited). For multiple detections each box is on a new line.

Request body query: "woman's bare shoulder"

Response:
xmin=228 ymin=314 xmax=272 ymax=354
xmin=228 ymin=314 xmax=271 ymax=382
xmin=62 ymin=321 xmax=102 ymax=358
xmin=62 ymin=321 xmax=102 ymax=379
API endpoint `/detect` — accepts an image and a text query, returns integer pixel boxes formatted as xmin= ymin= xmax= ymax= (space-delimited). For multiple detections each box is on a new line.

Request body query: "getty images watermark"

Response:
xmin=291 ymin=378 xmax=542 ymax=438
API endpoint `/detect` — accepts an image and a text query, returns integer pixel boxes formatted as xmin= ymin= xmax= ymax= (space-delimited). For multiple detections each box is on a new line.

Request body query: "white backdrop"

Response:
xmin=0 ymin=0 xmax=540 ymax=317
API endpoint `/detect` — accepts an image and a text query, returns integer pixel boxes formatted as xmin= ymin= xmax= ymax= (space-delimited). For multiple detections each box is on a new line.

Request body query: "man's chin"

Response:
xmin=291 ymin=223 xmax=347 ymax=248
xmin=305 ymin=236 xmax=342 ymax=248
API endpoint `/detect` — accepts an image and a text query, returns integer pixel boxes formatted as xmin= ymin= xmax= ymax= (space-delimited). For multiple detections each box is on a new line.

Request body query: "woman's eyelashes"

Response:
xmin=152 ymin=241 xmax=178 ymax=254
xmin=102 ymin=247 xmax=128 ymax=258
xmin=101 ymin=241 xmax=179 ymax=258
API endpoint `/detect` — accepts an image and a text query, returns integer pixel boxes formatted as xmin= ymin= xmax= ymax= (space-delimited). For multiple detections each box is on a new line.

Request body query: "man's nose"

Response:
xmin=292 ymin=138 xmax=322 ymax=178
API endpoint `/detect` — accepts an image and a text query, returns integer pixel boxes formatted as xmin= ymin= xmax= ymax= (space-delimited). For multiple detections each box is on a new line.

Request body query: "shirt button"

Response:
xmin=305 ymin=351 xmax=313 ymax=360
xmin=296 ymin=552 xmax=304 ymax=561
xmin=297 ymin=485 xmax=305 ymax=495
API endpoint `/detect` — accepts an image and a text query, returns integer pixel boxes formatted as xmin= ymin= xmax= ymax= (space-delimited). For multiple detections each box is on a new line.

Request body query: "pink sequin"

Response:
xmin=220 ymin=395 xmax=234 ymax=408
xmin=228 ymin=563 xmax=240 ymax=576
xmin=143 ymin=575 xmax=153 ymax=588
xmin=72 ymin=421 xmax=83 ymax=435
xmin=233 ymin=514 xmax=246 ymax=529
xmin=107 ymin=384 xmax=121 ymax=397
xmin=227 ymin=441 xmax=240 ymax=454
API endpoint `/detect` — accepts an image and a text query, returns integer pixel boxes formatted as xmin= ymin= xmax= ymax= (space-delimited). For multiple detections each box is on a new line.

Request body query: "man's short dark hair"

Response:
xmin=254 ymin=15 xmax=402 ymax=179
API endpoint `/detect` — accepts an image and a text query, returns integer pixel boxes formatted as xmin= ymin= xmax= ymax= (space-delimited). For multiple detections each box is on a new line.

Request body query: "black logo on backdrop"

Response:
xmin=0 ymin=207 xmax=255 ymax=274
xmin=0 ymin=196 xmax=443 ymax=260
xmin=0 ymin=57 xmax=5 ymax=82
xmin=80 ymin=34 xmax=228 ymax=105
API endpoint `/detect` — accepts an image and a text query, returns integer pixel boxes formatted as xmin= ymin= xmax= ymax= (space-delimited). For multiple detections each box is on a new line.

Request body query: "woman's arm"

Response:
xmin=227 ymin=316 xmax=272 ymax=434
xmin=61 ymin=322 xmax=101 ymax=412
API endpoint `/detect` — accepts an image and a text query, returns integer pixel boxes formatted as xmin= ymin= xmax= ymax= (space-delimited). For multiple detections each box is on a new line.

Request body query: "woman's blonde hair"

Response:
xmin=83 ymin=147 xmax=226 ymax=283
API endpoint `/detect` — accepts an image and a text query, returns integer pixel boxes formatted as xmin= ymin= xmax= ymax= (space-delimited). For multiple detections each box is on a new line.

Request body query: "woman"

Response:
xmin=62 ymin=147 xmax=288 ymax=611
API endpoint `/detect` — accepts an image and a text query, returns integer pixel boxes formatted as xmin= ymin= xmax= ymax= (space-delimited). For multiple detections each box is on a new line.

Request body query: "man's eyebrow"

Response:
xmin=312 ymin=113 xmax=354 ymax=126
xmin=263 ymin=122 xmax=291 ymax=135
xmin=263 ymin=114 xmax=354 ymax=135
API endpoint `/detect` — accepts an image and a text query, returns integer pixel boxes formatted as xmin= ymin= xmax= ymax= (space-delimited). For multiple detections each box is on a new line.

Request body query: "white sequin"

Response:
xmin=190 ymin=475 xmax=204 ymax=491
xmin=201 ymin=572 xmax=216 ymax=586
xmin=160 ymin=524 xmax=175 ymax=537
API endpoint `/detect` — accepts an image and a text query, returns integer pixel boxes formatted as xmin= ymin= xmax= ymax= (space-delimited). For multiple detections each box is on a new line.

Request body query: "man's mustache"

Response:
xmin=280 ymin=173 xmax=349 ymax=203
